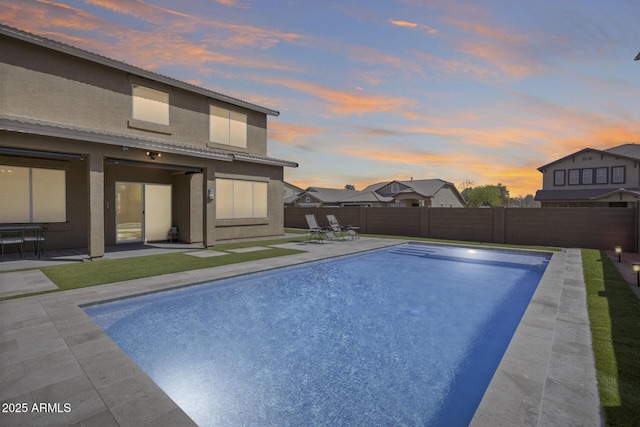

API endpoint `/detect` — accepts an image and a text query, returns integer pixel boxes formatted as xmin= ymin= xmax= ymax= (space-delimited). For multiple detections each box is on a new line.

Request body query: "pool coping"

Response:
xmin=0 ymin=238 xmax=601 ymax=426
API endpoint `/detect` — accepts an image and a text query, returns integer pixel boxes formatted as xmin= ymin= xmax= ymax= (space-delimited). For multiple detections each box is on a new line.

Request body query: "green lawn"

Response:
xmin=582 ymin=249 xmax=640 ymax=426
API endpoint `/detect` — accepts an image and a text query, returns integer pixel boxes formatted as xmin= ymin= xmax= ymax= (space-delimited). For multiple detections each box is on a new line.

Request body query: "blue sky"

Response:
xmin=1 ymin=0 xmax=639 ymax=195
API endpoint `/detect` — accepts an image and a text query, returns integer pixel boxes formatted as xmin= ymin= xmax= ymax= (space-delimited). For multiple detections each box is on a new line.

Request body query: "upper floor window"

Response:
xmin=596 ymin=167 xmax=607 ymax=184
xmin=553 ymin=170 xmax=565 ymax=186
xmin=582 ymin=169 xmax=593 ymax=184
xmin=132 ymin=85 xmax=169 ymax=126
xmin=612 ymin=166 xmax=625 ymax=184
xmin=0 ymin=166 xmax=66 ymax=223
xmin=210 ymin=105 xmax=247 ymax=148
xmin=568 ymin=169 xmax=580 ymax=185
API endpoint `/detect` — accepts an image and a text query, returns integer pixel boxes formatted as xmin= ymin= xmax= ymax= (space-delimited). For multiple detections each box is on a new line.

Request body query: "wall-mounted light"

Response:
xmin=147 ymin=151 xmax=161 ymax=160
xmin=633 ymin=263 xmax=640 ymax=287
xmin=615 ymin=246 xmax=622 ymax=263
xmin=208 ymin=188 xmax=215 ymax=201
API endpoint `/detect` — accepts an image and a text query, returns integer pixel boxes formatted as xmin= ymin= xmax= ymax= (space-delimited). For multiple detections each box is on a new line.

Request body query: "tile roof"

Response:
xmin=0 ymin=114 xmax=297 ymax=167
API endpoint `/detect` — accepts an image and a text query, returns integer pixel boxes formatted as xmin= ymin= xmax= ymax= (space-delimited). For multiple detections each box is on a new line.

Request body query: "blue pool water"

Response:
xmin=83 ymin=244 xmax=550 ymax=426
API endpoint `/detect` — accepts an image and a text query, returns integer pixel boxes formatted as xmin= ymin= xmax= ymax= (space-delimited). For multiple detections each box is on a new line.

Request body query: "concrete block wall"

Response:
xmin=285 ymin=206 xmax=638 ymax=251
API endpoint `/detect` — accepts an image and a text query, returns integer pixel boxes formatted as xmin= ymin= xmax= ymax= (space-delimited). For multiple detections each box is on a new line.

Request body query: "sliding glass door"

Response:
xmin=116 ymin=182 xmax=171 ymax=243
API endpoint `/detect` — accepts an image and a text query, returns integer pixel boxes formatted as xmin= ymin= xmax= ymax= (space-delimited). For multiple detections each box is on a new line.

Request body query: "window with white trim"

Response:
xmin=568 ymin=169 xmax=580 ymax=185
xmin=553 ymin=170 xmax=565 ymax=186
xmin=596 ymin=167 xmax=607 ymax=184
xmin=0 ymin=166 xmax=66 ymax=223
xmin=612 ymin=166 xmax=625 ymax=184
xmin=210 ymin=105 xmax=247 ymax=148
xmin=216 ymin=179 xmax=267 ymax=219
xmin=132 ymin=85 xmax=170 ymax=126
xmin=582 ymin=169 xmax=593 ymax=184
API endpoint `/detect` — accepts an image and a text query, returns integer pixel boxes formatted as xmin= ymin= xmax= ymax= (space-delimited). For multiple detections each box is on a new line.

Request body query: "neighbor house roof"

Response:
xmin=604 ymin=143 xmax=640 ymax=159
xmin=535 ymin=188 xmax=640 ymax=201
xmin=339 ymin=191 xmax=394 ymax=204
xmin=302 ymin=187 xmax=360 ymax=203
xmin=0 ymin=24 xmax=280 ymax=117
xmin=537 ymin=145 xmax=640 ymax=171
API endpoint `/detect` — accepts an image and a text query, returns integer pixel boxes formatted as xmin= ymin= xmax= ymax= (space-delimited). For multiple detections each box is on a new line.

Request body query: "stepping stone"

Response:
xmin=185 ymin=250 xmax=229 ymax=258
xmin=226 ymin=247 xmax=272 ymax=253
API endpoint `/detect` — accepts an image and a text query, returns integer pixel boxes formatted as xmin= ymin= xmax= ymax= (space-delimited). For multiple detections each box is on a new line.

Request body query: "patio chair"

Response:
xmin=22 ymin=224 xmax=48 ymax=258
xmin=326 ymin=214 xmax=359 ymax=240
xmin=305 ymin=214 xmax=336 ymax=243
xmin=325 ymin=215 xmax=346 ymax=240
xmin=0 ymin=228 xmax=25 ymax=259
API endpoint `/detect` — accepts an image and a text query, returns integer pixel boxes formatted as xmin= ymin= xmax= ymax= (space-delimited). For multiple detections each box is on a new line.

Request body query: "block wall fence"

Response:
xmin=284 ymin=206 xmax=638 ymax=252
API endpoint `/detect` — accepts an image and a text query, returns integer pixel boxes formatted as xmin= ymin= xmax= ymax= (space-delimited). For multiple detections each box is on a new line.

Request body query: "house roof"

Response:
xmin=534 ymin=188 xmax=640 ymax=201
xmin=396 ymin=179 xmax=450 ymax=197
xmin=0 ymin=24 xmax=280 ymax=117
xmin=0 ymin=114 xmax=298 ymax=167
xmin=339 ymin=191 xmax=394 ymax=204
xmin=604 ymin=143 xmax=640 ymax=159
xmin=301 ymin=187 xmax=360 ymax=203
xmin=537 ymin=144 xmax=640 ymax=171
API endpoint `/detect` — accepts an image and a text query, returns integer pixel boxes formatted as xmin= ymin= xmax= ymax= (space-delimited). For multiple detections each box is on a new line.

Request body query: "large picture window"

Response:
xmin=216 ymin=179 xmax=267 ymax=219
xmin=132 ymin=85 xmax=170 ymax=126
xmin=0 ymin=166 xmax=66 ymax=223
xmin=210 ymin=105 xmax=247 ymax=148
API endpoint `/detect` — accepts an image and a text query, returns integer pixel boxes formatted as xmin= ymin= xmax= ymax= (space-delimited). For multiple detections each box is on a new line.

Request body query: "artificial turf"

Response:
xmin=582 ymin=249 xmax=640 ymax=426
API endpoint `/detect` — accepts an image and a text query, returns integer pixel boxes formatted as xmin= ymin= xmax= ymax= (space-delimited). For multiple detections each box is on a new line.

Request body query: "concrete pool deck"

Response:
xmin=0 ymin=238 xmax=600 ymax=426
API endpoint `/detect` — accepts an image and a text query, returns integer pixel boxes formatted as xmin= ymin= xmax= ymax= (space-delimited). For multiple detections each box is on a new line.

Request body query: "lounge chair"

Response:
xmin=325 ymin=215 xmax=346 ymax=240
xmin=326 ymin=214 xmax=359 ymax=240
xmin=305 ymin=214 xmax=336 ymax=242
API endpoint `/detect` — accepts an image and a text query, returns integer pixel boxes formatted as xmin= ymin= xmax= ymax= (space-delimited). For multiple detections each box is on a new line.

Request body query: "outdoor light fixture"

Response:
xmin=147 ymin=151 xmax=161 ymax=160
xmin=633 ymin=263 xmax=640 ymax=287
xmin=615 ymin=246 xmax=622 ymax=262
xmin=208 ymin=188 xmax=215 ymax=201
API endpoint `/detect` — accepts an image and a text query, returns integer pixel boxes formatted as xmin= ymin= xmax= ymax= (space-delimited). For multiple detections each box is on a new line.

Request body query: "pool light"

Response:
xmin=615 ymin=246 xmax=622 ymax=262
xmin=633 ymin=263 xmax=640 ymax=287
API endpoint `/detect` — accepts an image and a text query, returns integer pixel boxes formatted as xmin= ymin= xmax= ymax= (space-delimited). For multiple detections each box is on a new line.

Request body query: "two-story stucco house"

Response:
xmin=0 ymin=25 xmax=297 ymax=259
xmin=535 ymin=144 xmax=640 ymax=207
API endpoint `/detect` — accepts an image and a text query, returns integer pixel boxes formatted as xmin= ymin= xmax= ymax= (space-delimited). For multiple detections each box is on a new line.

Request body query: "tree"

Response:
xmin=496 ymin=183 xmax=510 ymax=206
xmin=459 ymin=179 xmax=474 ymax=201
xmin=344 ymin=184 xmax=355 ymax=190
xmin=465 ymin=185 xmax=502 ymax=207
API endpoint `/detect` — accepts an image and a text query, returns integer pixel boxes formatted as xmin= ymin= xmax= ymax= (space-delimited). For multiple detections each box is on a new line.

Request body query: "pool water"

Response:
xmin=83 ymin=243 xmax=550 ymax=426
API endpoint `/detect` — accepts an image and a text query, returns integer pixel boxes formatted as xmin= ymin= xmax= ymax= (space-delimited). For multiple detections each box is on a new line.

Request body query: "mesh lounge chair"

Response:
xmin=326 ymin=214 xmax=359 ymax=240
xmin=325 ymin=215 xmax=346 ymax=240
xmin=305 ymin=214 xmax=336 ymax=242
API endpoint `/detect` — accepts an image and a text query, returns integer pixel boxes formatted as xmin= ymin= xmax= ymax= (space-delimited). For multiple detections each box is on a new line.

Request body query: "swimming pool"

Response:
xmin=83 ymin=243 xmax=550 ymax=426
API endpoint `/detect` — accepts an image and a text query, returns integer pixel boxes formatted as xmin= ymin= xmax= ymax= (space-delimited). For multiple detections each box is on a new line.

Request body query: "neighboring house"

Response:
xmin=0 ymin=25 xmax=297 ymax=259
xmin=283 ymin=181 xmax=304 ymax=206
xmin=290 ymin=179 xmax=466 ymax=207
xmin=360 ymin=179 xmax=467 ymax=207
xmin=292 ymin=187 xmax=360 ymax=207
xmin=535 ymin=143 xmax=640 ymax=207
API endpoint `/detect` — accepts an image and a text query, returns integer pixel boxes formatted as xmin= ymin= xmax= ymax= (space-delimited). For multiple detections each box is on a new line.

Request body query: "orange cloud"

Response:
xmin=268 ymin=122 xmax=324 ymax=143
xmin=389 ymin=19 xmax=437 ymax=34
xmin=264 ymin=77 xmax=415 ymax=116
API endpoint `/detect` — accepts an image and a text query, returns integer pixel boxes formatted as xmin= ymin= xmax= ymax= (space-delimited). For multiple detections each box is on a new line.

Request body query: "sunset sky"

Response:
xmin=1 ymin=0 xmax=639 ymax=196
